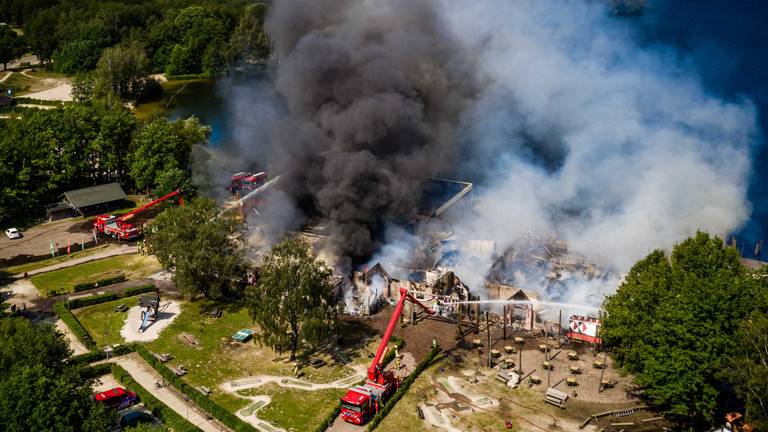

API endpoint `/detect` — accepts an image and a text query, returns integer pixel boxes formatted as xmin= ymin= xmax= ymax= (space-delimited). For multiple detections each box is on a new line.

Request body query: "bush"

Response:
xmin=68 ymin=344 xmax=137 ymax=366
xmin=111 ymin=364 xmax=199 ymax=432
xmin=367 ymin=346 xmax=441 ymax=431
xmin=67 ymin=293 xmax=119 ymax=309
xmin=81 ymin=363 xmax=112 ymax=380
xmin=11 ymin=97 xmax=65 ymax=106
xmin=73 ymin=274 xmax=127 ymax=292
xmin=315 ymin=405 xmax=341 ymax=432
xmin=123 ymin=284 xmax=157 ymax=297
xmin=135 ymin=346 xmax=256 ymax=432
xmin=54 ymin=302 xmax=96 ymax=349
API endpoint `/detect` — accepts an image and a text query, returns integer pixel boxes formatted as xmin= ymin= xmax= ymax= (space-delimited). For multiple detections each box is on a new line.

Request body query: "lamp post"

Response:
xmin=183 ymin=395 xmax=190 ymax=420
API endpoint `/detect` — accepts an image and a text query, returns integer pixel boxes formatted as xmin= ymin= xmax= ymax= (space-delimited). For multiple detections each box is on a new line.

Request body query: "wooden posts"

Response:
xmin=546 ymin=344 xmax=551 ymax=388
xmin=502 ymin=304 xmax=508 ymax=340
xmin=486 ymin=312 xmax=492 ymax=368
xmin=598 ymin=352 xmax=607 ymax=393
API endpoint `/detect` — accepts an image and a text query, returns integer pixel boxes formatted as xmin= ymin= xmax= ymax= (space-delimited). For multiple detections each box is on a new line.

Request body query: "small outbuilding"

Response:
xmin=0 ymin=95 xmax=12 ymax=107
xmin=48 ymin=183 xmax=130 ymax=219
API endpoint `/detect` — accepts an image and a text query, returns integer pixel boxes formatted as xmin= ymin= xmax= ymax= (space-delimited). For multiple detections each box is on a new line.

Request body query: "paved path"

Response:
xmin=16 ymin=244 xmax=137 ymax=277
xmin=110 ymin=353 xmax=229 ymax=432
xmin=219 ymin=365 xmax=367 ymax=432
xmin=21 ymin=82 xmax=72 ymax=101
xmin=55 ymin=318 xmax=89 ymax=355
xmin=0 ymin=71 xmax=11 ymax=83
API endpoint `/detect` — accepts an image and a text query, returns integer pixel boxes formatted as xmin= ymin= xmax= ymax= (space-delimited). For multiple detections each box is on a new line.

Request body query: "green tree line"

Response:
xmin=602 ymin=232 xmax=768 ymax=430
xmin=0 ymin=102 xmax=207 ymax=221
xmin=0 ymin=0 xmax=269 ymax=76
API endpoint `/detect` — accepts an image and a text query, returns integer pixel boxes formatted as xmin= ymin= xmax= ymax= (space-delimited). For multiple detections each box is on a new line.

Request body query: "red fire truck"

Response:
xmin=339 ymin=288 xmax=435 ymax=425
xmin=93 ymin=189 xmax=184 ymax=240
xmin=228 ymin=172 xmax=267 ymax=194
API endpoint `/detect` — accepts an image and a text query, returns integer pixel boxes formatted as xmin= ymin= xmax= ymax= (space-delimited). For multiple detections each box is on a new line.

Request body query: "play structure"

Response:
xmin=138 ymin=293 xmax=161 ymax=333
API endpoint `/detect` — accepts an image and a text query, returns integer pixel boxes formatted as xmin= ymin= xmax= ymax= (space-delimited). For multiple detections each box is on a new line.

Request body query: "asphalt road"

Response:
xmin=0 ymin=218 xmax=93 ymax=263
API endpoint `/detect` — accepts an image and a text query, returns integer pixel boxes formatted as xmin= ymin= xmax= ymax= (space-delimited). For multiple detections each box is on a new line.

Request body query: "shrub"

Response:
xmin=135 ymin=346 xmax=256 ymax=432
xmin=315 ymin=405 xmax=341 ymax=432
xmin=111 ymin=364 xmax=199 ymax=432
xmin=73 ymin=281 xmax=97 ymax=292
xmin=68 ymin=344 xmax=137 ymax=366
xmin=367 ymin=346 xmax=441 ymax=431
xmin=80 ymin=363 xmax=112 ymax=380
xmin=96 ymin=274 xmax=126 ymax=286
xmin=54 ymin=302 xmax=96 ymax=349
xmin=123 ymin=283 xmax=157 ymax=297
xmin=67 ymin=293 xmax=119 ymax=309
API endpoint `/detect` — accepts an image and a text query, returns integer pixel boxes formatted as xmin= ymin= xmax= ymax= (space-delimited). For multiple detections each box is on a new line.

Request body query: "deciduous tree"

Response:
xmin=148 ymin=197 xmax=245 ymax=300
xmin=0 ymin=25 xmax=25 ymax=71
xmin=246 ymin=237 xmax=341 ymax=360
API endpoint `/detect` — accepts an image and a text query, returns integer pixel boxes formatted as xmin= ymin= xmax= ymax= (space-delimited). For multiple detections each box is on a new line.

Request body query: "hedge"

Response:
xmin=68 ymin=343 xmax=137 ymax=366
xmin=67 ymin=293 xmax=119 ymax=309
xmin=73 ymin=274 xmax=127 ymax=292
xmin=367 ymin=346 xmax=441 ymax=431
xmin=81 ymin=362 xmax=112 ymax=380
xmin=135 ymin=346 xmax=257 ymax=432
xmin=54 ymin=301 xmax=96 ymax=349
xmin=380 ymin=336 xmax=404 ymax=368
xmin=111 ymin=364 xmax=200 ymax=432
xmin=67 ymin=282 xmax=156 ymax=310
xmin=315 ymin=405 xmax=341 ymax=432
xmin=12 ymin=97 xmax=65 ymax=106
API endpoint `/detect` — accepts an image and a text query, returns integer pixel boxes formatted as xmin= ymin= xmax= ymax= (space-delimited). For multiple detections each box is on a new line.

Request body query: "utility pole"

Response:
xmin=546 ymin=344 xmax=551 ymax=388
xmin=558 ymin=309 xmax=562 ymax=347
xmin=598 ymin=352 xmax=607 ymax=393
xmin=456 ymin=303 xmax=462 ymax=338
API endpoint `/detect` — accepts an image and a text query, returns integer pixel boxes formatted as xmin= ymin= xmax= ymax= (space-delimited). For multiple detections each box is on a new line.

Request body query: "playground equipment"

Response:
xmin=138 ymin=293 xmax=160 ymax=332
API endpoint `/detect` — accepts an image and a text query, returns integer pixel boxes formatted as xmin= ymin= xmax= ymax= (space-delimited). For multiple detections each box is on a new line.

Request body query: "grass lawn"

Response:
xmin=30 ymin=254 xmax=161 ymax=295
xmin=143 ymin=300 xmax=360 ymax=419
xmin=238 ymin=384 xmax=346 ymax=432
xmin=3 ymin=244 xmax=113 ymax=275
xmin=374 ymin=360 xmax=443 ymax=432
xmin=73 ymin=296 xmax=139 ymax=348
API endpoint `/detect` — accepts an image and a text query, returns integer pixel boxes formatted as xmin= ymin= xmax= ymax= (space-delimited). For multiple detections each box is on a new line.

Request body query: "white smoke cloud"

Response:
xmin=440 ymin=0 xmax=755 ymax=281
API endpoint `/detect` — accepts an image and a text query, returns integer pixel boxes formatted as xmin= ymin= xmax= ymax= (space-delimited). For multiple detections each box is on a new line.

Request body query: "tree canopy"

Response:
xmin=147 ymin=197 xmax=245 ymax=300
xmin=0 ymin=25 xmax=26 ymax=71
xmin=246 ymin=237 xmax=341 ymax=361
xmin=0 ymin=317 xmax=111 ymax=431
xmin=602 ymin=232 xmax=768 ymax=428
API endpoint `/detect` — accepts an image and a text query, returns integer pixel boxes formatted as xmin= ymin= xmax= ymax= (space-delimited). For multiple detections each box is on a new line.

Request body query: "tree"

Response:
xmin=71 ymin=72 xmax=96 ymax=102
xmin=0 ymin=317 xmax=70 ymax=378
xmin=147 ymin=198 xmax=245 ymax=300
xmin=246 ymin=237 xmax=341 ymax=361
xmin=127 ymin=116 xmax=206 ymax=192
xmin=0 ymin=25 xmax=26 ymax=71
xmin=227 ymin=3 xmax=270 ymax=67
xmin=94 ymin=43 xmax=149 ymax=100
xmin=602 ymin=232 xmax=759 ymax=428
xmin=0 ymin=317 xmax=112 ymax=432
xmin=722 ymin=311 xmax=768 ymax=428
xmin=0 ymin=364 xmax=112 ymax=432
xmin=24 ymin=8 xmax=59 ymax=64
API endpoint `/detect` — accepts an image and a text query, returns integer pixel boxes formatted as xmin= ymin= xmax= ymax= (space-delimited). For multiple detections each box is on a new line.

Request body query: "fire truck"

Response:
xmin=339 ymin=288 xmax=435 ymax=425
xmin=93 ymin=189 xmax=184 ymax=240
xmin=228 ymin=172 xmax=267 ymax=194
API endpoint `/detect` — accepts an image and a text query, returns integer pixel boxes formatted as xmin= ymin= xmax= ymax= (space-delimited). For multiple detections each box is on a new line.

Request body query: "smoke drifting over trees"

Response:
xmin=229 ymin=0 xmax=756 ymax=299
xmin=263 ymin=0 xmax=477 ymax=258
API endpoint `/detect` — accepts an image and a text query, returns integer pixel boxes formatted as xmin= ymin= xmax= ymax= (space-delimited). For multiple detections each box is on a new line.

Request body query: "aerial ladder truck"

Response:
xmin=339 ymin=287 xmax=436 ymax=425
xmin=93 ymin=189 xmax=184 ymax=241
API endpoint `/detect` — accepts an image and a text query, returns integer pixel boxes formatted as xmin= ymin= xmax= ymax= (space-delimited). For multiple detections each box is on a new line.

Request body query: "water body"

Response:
xmin=160 ymin=2 xmax=768 ymax=255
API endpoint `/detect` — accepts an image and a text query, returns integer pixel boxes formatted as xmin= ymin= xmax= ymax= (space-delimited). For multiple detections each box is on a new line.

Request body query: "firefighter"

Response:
xmin=394 ymin=347 xmax=402 ymax=370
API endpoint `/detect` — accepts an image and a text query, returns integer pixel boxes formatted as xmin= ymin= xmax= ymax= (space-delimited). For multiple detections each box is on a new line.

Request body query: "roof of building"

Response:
xmin=0 ymin=95 xmax=12 ymax=107
xmin=62 ymin=183 xmax=127 ymax=209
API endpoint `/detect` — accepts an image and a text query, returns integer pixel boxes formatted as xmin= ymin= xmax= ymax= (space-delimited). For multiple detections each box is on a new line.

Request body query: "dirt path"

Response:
xmin=21 ymin=83 xmax=72 ymax=101
xmin=0 ymin=72 xmax=11 ymax=83
xmin=111 ymin=353 xmax=229 ymax=432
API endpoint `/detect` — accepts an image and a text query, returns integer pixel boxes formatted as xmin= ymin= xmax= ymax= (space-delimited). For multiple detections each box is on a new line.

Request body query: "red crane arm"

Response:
xmin=368 ymin=287 xmax=435 ymax=382
xmin=119 ymin=189 xmax=183 ymax=222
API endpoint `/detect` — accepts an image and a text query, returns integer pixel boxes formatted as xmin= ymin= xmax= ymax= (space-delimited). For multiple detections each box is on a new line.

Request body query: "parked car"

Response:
xmin=119 ymin=411 xmax=154 ymax=428
xmin=4 ymin=228 xmax=21 ymax=239
xmin=94 ymin=387 xmax=138 ymax=410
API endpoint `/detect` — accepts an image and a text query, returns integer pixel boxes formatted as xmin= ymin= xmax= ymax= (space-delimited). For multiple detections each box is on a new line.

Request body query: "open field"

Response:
xmin=73 ymin=296 xmax=140 ymax=348
xmin=30 ymin=254 xmax=160 ymax=295
xmin=238 ymin=383 xmax=345 ymax=432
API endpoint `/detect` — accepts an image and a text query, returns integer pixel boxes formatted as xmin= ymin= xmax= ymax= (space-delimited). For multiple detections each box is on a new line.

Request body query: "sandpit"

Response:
xmin=120 ymin=300 xmax=180 ymax=342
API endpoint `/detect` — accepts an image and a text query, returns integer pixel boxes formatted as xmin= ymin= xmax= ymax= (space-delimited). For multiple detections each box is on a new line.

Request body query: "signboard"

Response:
xmin=567 ymin=315 xmax=602 ymax=344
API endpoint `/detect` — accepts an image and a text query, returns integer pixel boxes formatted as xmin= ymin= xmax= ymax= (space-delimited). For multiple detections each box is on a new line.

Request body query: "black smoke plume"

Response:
xmin=264 ymin=0 xmax=477 ymax=259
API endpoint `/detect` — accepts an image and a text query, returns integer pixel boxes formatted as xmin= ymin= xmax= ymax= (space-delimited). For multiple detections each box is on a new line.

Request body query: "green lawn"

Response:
xmin=238 ymin=384 xmax=345 ymax=432
xmin=3 ymin=244 xmax=113 ymax=275
xmin=73 ymin=296 xmax=139 ymax=348
xmin=30 ymin=254 xmax=161 ymax=295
